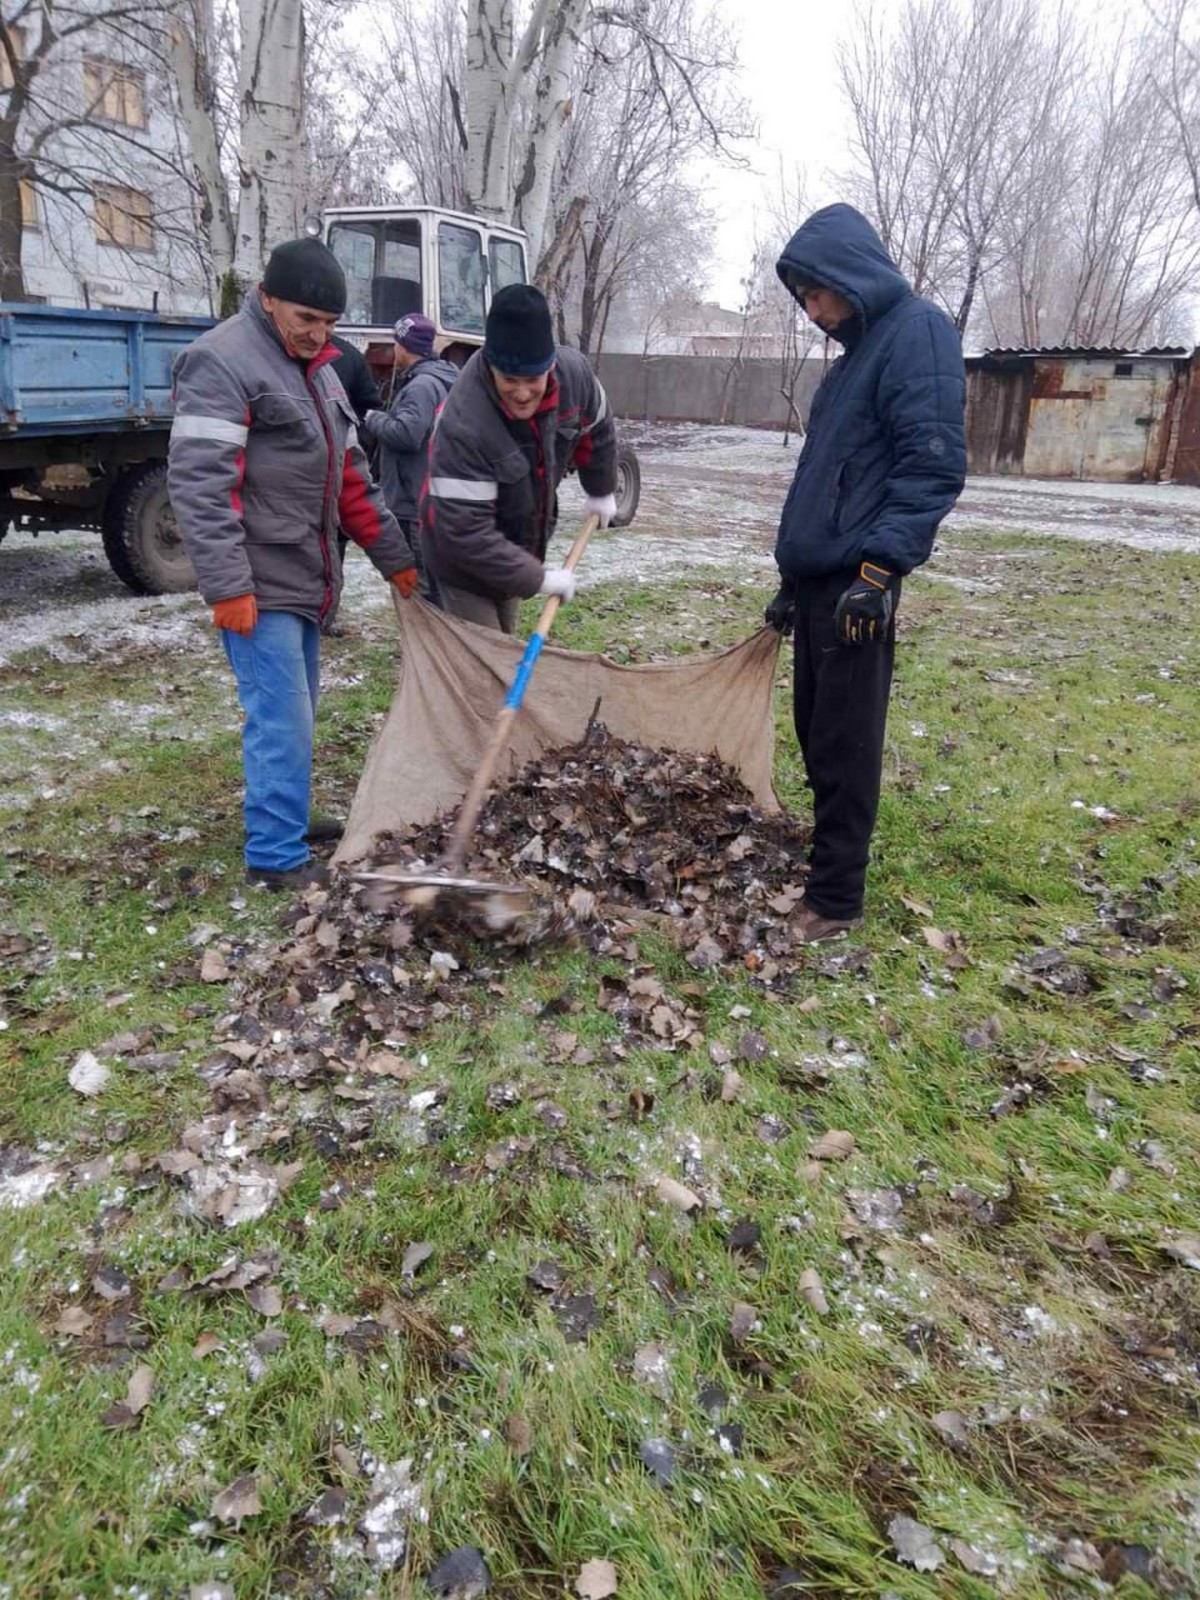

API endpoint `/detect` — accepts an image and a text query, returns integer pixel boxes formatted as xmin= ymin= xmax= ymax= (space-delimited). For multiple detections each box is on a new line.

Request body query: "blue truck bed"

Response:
xmin=0 ymin=303 xmax=214 ymax=436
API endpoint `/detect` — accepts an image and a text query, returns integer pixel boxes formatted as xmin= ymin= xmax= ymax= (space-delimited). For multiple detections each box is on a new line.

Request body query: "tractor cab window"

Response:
xmin=328 ymin=217 xmax=423 ymax=326
xmin=439 ymin=222 xmax=486 ymax=335
xmin=489 ymin=236 xmax=526 ymax=294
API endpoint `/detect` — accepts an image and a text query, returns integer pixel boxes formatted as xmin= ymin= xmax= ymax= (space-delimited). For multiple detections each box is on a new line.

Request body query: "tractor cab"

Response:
xmin=321 ymin=205 xmax=528 ymax=373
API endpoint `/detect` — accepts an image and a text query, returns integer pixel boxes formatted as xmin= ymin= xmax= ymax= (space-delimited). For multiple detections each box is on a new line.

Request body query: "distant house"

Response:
xmin=3 ymin=9 xmax=208 ymax=313
xmin=965 ymin=346 xmax=1200 ymax=485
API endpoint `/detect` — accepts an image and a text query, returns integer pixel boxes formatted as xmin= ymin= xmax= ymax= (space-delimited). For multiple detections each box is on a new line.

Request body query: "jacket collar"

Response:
xmin=246 ymin=289 xmax=338 ymax=377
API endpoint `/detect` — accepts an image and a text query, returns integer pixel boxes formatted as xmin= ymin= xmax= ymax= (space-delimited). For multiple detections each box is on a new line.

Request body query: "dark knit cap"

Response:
xmin=483 ymin=284 xmax=555 ymax=376
xmin=393 ymin=312 xmax=436 ymax=357
xmin=262 ymin=238 xmax=347 ymax=315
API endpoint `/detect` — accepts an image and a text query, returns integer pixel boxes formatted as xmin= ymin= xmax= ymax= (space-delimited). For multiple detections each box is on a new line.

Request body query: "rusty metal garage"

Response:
xmin=965 ymin=346 xmax=1200 ymax=484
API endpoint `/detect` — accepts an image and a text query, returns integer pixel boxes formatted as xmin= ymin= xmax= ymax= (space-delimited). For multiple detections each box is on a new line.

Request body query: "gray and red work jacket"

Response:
xmin=167 ymin=291 xmax=415 ymax=624
xmin=419 ymin=346 xmax=617 ymax=601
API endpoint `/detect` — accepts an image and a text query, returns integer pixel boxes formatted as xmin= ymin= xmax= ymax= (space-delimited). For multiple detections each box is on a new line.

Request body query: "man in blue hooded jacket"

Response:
xmin=766 ymin=204 xmax=966 ymax=942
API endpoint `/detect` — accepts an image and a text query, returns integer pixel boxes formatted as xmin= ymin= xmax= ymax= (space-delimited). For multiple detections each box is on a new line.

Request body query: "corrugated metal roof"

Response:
xmin=973 ymin=345 xmax=1189 ymax=360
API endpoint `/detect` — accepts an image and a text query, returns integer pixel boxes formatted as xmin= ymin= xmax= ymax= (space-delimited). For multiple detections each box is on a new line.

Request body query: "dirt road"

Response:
xmin=3 ymin=423 xmax=1199 ymax=667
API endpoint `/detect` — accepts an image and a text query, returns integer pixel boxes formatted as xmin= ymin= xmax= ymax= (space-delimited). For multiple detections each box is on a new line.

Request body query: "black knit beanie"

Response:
xmin=483 ymin=284 xmax=556 ymax=376
xmin=261 ymin=238 xmax=347 ymax=315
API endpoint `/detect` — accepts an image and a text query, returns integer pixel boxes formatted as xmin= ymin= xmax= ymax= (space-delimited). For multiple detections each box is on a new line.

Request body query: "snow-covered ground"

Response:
xmin=4 ymin=424 xmax=1200 ymax=674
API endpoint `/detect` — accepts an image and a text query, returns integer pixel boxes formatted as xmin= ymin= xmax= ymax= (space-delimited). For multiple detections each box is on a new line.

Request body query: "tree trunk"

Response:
xmin=0 ymin=124 xmax=29 ymax=299
xmin=510 ymin=0 xmax=590 ymax=266
xmin=463 ymin=0 xmax=515 ymax=222
xmin=232 ymin=0 xmax=306 ymax=288
xmin=169 ymin=1 xmax=235 ymax=287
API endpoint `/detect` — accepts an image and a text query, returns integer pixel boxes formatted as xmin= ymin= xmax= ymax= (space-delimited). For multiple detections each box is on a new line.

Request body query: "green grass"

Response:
xmin=1 ymin=532 xmax=1199 ymax=1598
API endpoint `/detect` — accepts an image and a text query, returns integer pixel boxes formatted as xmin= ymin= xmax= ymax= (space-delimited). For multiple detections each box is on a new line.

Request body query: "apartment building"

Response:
xmin=2 ymin=6 xmax=209 ymax=312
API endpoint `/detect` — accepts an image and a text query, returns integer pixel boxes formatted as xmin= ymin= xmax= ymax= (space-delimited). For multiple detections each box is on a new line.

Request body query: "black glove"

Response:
xmin=834 ymin=561 xmax=895 ymax=644
xmin=764 ymin=579 xmax=797 ymax=634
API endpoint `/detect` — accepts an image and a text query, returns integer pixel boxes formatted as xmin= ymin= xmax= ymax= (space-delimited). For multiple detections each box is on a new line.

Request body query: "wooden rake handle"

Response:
xmin=443 ymin=513 xmax=600 ymax=873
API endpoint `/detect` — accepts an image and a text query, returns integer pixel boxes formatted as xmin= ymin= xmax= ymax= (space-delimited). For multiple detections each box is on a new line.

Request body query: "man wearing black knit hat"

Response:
xmin=168 ymin=237 xmax=420 ymax=889
xmin=419 ymin=283 xmax=617 ymax=632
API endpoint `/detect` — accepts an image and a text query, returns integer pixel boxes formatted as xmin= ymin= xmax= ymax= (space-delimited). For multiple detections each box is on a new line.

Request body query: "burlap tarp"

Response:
xmin=334 ymin=597 xmax=783 ymax=864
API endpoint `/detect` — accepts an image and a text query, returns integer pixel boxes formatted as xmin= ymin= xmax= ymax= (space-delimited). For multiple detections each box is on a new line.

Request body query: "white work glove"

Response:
xmin=583 ymin=492 xmax=617 ymax=529
xmin=538 ymin=566 xmax=577 ymax=601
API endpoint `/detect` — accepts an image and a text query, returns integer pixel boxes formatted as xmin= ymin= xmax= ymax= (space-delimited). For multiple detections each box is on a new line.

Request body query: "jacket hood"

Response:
xmin=776 ymin=204 xmax=910 ymax=329
xmin=406 ymin=356 xmax=459 ymax=387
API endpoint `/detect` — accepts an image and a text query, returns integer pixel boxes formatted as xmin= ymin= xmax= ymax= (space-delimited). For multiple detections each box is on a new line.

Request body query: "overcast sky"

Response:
xmin=700 ymin=6 xmax=864 ymax=307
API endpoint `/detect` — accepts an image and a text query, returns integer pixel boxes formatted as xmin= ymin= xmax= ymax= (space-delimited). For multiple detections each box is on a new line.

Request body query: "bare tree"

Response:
xmin=839 ymin=0 xmax=1200 ymax=347
xmin=1148 ymin=0 xmax=1200 ymax=220
xmin=538 ymin=0 xmax=750 ymax=353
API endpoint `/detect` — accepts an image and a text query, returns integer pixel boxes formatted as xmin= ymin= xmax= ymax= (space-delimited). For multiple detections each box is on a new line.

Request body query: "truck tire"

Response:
xmin=101 ymin=461 xmax=196 ymax=595
xmin=611 ymin=440 xmax=641 ymax=528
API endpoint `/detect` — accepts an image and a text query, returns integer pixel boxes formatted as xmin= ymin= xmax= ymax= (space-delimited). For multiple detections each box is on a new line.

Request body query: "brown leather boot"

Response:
xmin=794 ymin=901 xmax=860 ymax=943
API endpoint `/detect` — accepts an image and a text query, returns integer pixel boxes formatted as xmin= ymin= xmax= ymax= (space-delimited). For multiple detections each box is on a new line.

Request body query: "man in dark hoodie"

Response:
xmin=766 ymin=204 xmax=966 ymax=942
xmin=420 ymin=284 xmax=617 ymax=633
xmin=360 ymin=313 xmax=458 ymax=602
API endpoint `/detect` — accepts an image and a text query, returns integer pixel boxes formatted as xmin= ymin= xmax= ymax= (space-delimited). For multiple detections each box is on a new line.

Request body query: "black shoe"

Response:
xmin=246 ymin=861 xmax=330 ymax=892
xmin=306 ymin=816 xmax=345 ymax=844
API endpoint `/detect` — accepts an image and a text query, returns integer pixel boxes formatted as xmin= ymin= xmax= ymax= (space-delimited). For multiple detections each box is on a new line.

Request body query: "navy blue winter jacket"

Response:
xmin=774 ymin=205 xmax=966 ymax=580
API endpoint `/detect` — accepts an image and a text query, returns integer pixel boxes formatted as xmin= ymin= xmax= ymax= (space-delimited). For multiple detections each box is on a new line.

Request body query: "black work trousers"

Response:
xmin=792 ymin=570 xmax=898 ymax=921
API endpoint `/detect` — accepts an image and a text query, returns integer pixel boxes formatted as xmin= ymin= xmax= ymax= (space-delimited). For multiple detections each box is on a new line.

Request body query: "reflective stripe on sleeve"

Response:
xmin=581 ymin=380 xmax=608 ymax=432
xmin=429 ymin=476 xmax=498 ymax=502
xmin=170 ymin=414 xmax=250 ymax=446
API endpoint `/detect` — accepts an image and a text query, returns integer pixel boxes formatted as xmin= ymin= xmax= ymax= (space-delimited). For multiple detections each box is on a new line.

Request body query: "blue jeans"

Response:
xmin=221 ymin=610 xmax=320 ymax=872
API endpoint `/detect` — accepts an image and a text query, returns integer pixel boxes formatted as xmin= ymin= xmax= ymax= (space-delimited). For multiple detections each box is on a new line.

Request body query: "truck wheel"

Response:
xmin=611 ymin=440 xmax=641 ymax=528
xmin=101 ymin=461 xmax=196 ymax=595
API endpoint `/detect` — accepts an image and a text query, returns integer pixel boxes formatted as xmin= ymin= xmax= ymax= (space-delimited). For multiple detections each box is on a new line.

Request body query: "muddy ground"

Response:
xmin=3 ymin=423 xmax=1200 ymax=673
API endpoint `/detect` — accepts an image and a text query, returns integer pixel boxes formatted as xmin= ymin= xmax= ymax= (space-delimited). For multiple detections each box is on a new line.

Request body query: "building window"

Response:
xmin=0 ymin=23 xmax=25 ymax=91
xmin=95 ymin=184 xmax=153 ymax=251
xmin=19 ymin=177 xmax=38 ymax=229
xmin=1114 ymin=362 xmax=1134 ymax=378
xmin=83 ymin=58 xmax=146 ymax=128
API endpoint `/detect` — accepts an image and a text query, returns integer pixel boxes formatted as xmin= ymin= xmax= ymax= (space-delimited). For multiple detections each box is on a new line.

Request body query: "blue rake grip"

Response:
xmin=503 ymin=632 xmax=546 ymax=712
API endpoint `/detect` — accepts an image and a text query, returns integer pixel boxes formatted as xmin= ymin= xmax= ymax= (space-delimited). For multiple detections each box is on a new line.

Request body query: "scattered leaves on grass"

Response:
xmin=1161 ymin=1233 xmax=1200 ymax=1269
xmin=551 ymin=1292 xmax=602 ymax=1344
xmin=503 ymin=1413 xmax=534 ymax=1456
xmin=303 ymin=1487 xmax=348 ymax=1526
xmin=68 ymin=1050 xmax=109 ymax=1096
xmin=655 ymin=1176 xmax=703 ymax=1213
xmin=637 ymin=1436 xmax=676 ymax=1485
xmin=53 ymin=1305 xmax=93 ymax=1336
xmin=211 ymin=1473 xmax=262 ymax=1525
xmin=798 ymin=1269 xmax=829 ymax=1315
xmin=951 ymin=1539 xmax=1000 ymax=1576
xmin=809 ymin=1130 xmax=855 ymax=1161
xmin=101 ymin=1363 xmax=155 ymax=1429
xmin=632 ymin=1342 xmax=672 ymax=1401
xmin=729 ymin=1302 xmax=758 ymax=1344
xmin=401 ymin=1240 xmax=435 ymax=1278
xmin=888 ymin=1514 xmax=944 ymax=1572
xmin=424 ymin=1545 xmax=491 ymax=1598
xmin=575 ymin=1558 xmax=618 ymax=1600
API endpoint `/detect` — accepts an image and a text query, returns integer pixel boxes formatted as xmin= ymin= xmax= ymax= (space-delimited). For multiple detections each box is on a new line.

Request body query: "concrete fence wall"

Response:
xmin=596 ymin=353 xmax=823 ymax=430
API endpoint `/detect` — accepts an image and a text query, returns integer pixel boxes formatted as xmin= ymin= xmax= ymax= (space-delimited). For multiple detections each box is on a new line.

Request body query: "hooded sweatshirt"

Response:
xmin=774 ymin=204 xmax=966 ymax=580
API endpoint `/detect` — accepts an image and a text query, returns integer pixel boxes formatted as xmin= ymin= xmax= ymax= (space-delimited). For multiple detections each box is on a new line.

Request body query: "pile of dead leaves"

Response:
xmin=366 ymin=725 xmax=813 ymax=976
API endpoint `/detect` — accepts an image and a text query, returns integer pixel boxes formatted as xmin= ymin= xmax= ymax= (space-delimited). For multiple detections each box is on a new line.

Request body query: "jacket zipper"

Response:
xmin=306 ymin=356 xmax=337 ymax=622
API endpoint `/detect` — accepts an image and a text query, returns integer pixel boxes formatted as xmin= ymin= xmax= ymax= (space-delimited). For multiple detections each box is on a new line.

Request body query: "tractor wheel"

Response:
xmin=611 ymin=440 xmax=641 ymax=528
xmin=101 ymin=461 xmax=196 ymax=595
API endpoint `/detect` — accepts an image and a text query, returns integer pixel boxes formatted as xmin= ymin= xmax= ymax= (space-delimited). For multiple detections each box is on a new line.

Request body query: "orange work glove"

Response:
xmin=390 ymin=567 xmax=419 ymax=600
xmin=212 ymin=594 xmax=258 ymax=635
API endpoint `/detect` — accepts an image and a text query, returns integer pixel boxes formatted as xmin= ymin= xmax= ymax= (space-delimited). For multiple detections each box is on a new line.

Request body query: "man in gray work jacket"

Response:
xmin=419 ymin=284 xmax=617 ymax=633
xmin=168 ymin=237 xmax=419 ymax=891
xmin=360 ymin=312 xmax=457 ymax=602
